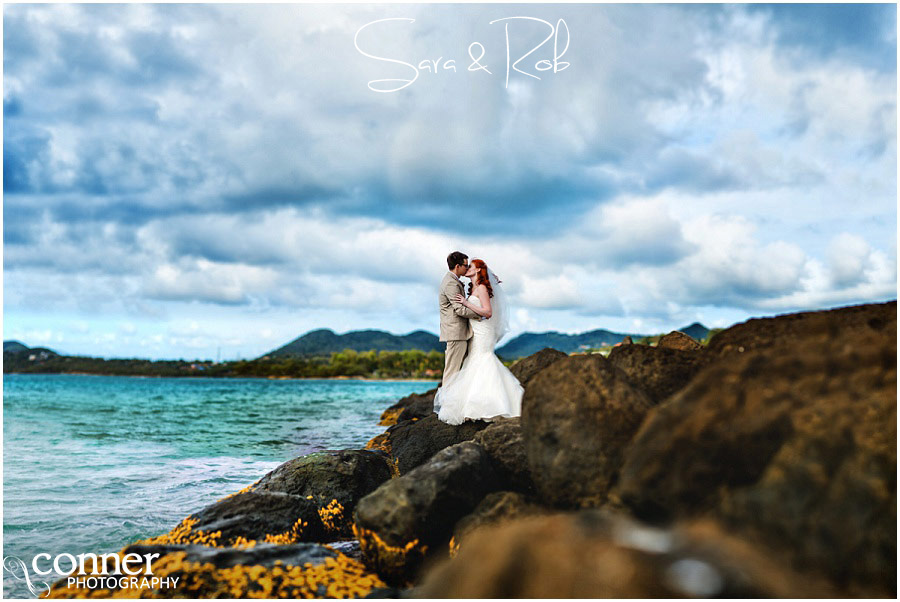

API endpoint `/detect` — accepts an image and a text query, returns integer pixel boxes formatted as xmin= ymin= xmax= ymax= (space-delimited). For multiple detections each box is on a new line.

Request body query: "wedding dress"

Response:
xmin=433 ymin=271 xmax=523 ymax=425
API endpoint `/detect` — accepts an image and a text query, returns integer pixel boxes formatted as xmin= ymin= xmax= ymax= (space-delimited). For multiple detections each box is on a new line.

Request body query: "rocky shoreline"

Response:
xmin=45 ymin=300 xmax=896 ymax=598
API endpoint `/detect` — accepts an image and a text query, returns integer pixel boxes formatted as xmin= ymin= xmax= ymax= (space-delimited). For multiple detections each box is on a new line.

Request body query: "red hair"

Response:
xmin=467 ymin=259 xmax=494 ymax=298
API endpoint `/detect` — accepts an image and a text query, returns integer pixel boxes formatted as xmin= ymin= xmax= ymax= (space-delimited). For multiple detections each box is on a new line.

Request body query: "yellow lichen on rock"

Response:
xmin=318 ymin=500 xmax=345 ymax=532
xmin=262 ymin=517 xmax=309 ymax=545
xmin=377 ymin=408 xmax=402 ymax=427
xmin=135 ymin=512 xmax=311 ymax=549
xmin=134 ymin=517 xmax=223 ymax=547
xmin=232 ymin=536 xmax=257 ymax=549
xmin=351 ymin=522 xmax=426 ymax=584
xmin=43 ymin=549 xmax=387 ymax=599
xmin=218 ymin=480 xmax=259 ymax=502
xmin=364 ymin=431 xmax=391 ymax=454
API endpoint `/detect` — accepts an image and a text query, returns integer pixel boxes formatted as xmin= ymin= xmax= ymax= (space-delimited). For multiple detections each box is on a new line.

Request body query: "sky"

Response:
xmin=3 ymin=2 xmax=897 ymax=361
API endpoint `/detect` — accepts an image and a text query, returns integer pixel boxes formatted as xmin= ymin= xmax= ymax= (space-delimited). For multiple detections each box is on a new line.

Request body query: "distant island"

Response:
xmin=262 ymin=323 xmax=711 ymax=360
xmin=3 ymin=322 xmax=714 ymax=379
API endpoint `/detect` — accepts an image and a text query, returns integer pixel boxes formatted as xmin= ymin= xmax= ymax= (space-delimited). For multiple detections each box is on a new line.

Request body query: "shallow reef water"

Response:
xmin=3 ymin=373 xmax=436 ymax=598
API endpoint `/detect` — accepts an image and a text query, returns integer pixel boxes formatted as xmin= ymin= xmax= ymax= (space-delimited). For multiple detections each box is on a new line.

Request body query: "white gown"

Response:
xmin=433 ymin=294 xmax=524 ymax=425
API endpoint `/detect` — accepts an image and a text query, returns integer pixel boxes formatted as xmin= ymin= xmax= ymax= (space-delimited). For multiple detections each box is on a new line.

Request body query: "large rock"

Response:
xmin=706 ymin=300 xmax=896 ymax=358
xmin=250 ymin=449 xmax=394 ymax=538
xmin=522 ymin=355 xmax=654 ymax=508
xmin=607 ymin=343 xmax=707 ymax=404
xmin=353 ymin=441 xmax=500 ymax=584
xmin=451 ymin=491 xmax=547 ymax=552
xmin=125 ymin=541 xmax=339 ymax=570
xmin=615 ymin=322 xmax=896 ymax=596
xmin=657 ymin=330 xmax=703 ymax=351
xmin=471 ymin=417 xmax=534 ymax=493
xmin=417 ymin=510 xmax=840 ymax=597
xmin=383 ymin=413 xmax=489 ymax=474
xmin=175 ymin=490 xmax=328 ymax=546
xmin=509 ymin=348 xmax=568 ymax=387
xmin=379 ymin=389 xmax=436 ymax=426
xmin=47 ymin=542 xmax=391 ymax=598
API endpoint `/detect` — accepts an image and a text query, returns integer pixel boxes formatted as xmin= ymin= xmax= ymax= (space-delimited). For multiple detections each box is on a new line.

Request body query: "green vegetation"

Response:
xmin=4 ymin=348 xmax=447 ymax=380
xmin=7 ymin=327 xmax=717 ymax=379
xmin=231 ymin=349 xmax=445 ymax=379
xmin=702 ymin=328 xmax=724 ymax=345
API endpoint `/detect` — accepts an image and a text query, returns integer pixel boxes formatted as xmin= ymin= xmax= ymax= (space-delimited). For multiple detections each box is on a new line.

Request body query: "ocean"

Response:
xmin=2 ymin=373 xmax=436 ymax=598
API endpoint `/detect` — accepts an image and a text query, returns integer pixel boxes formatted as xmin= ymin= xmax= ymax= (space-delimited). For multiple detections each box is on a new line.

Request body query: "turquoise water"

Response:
xmin=2 ymin=374 xmax=436 ymax=598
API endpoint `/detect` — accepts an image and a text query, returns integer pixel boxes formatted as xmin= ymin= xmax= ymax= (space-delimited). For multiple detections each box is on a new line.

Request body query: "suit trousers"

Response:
xmin=443 ymin=339 xmax=469 ymax=384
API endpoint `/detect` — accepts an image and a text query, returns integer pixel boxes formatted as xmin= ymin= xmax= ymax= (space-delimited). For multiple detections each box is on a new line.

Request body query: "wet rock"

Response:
xmin=471 ymin=417 xmax=534 ymax=493
xmin=48 ymin=541 xmax=390 ymax=599
xmin=509 ymin=348 xmax=568 ymax=387
xmin=607 ymin=344 xmax=706 ymax=404
xmin=364 ymin=431 xmax=393 ymax=457
xmin=182 ymin=490 xmax=328 ymax=545
xmin=123 ymin=541 xmax=339 ymax=570
xmin=522 ymin=355 xmax=654 ymax=508
xmin=657 ymin=330 xmax=703 ymax=351
xmin=451 ymin=491 xmax=547 ymax=550
xmin=353 ymin=442 xmax=500 ymax=585
xmin=384 ymin=414 xmax=489 ymax=475
xmin=379 ymin=389 xmax=436 ymax=426
xmin=250 ymin=449 xmax=393 ymax=537
xmin=706 ymin=300 xmax=896 ymax=358
xmin=615 ymin=322 xmax=896 ymax=596
xmin=417 ymin=510 xmax=839 ymax=597
xmin=327 ymin=540 xmax=363 ymax=561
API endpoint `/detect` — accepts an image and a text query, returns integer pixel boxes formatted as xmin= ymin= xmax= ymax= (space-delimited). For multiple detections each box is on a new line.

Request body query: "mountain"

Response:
xmin=3 ymin=340 xmax=59 ymax=355
xmin=262 ymin=322 xmax=712 ymax=360
xmin=495 ymin=329 xmax=646 ymax=360
xmin=679 ymin=322 xmax=711 ymax=342
xmin=4 ymin=340 xmax=30 ymax=353
xmin=3 ymin=340 xmax=59 ymax=358
xmin=261 ymin=329 xmax=442 ymax=358
xmin=495 ymin=322 xmax=711 ymax=359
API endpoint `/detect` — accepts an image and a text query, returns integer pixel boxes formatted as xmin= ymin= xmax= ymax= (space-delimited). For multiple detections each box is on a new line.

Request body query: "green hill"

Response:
xmin=495 ymin=329 xmax=645 ymax=360
xmin=261 ymin=329 xmax=442 ymax=358
xmin=3 ymin=340 xmax=30 ymax=353
xmin=495 ymin=323 xmax=711 ymax=359
xmin=261 ymin=322 xmax=711 ymax=361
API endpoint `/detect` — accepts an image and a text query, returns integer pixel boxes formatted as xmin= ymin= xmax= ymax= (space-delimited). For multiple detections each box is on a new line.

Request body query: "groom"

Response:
xmin=438 ymin=251 xmax=480 ymax=384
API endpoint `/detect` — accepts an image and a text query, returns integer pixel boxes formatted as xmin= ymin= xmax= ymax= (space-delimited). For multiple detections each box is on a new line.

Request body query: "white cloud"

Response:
xmin=3 ymin=3 xmax=895 ymax=359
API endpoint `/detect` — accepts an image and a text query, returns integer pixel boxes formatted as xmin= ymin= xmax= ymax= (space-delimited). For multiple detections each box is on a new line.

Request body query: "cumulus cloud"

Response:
xmin=3 ymin=3 xmax=896 ymax=359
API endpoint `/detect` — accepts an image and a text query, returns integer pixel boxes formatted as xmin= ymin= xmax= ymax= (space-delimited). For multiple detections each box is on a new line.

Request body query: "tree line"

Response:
xmin=4 ymin=349 xmax=447 ymax=379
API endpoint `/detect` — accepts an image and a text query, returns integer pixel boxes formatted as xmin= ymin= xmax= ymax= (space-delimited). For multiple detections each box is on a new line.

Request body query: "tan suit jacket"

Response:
xmin=439 ymin=272 xmax=479 ymax=342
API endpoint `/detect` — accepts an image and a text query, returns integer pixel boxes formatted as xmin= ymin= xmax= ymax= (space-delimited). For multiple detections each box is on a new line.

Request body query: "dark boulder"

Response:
xmin=607 ymin=343 xmax=706 ymax=404
xmin=179 ymin=490 xmax=327 ymax=545
xmin=67 ymin=541 xmax=388 ymax=598
xmin=353 ymin=441 xmax=501 ymax=584
xmin=417 ymin=510 xmax=840 ymax=597
xmin=509 ymin=348 xmax=568 ymax=387
xmin=384 ymin=413 xmax=489 ymax=474
xmin=48 ymin=542 xmax=351 ymax=598
xmin=522 ymin=355 xmax=654 ymax=508
xmin=451 ymin=491 xmax=547 ymax=551
xmin=472 ymin=417 xmax=534 ymax=493
xmin=615 ymin=322 xmax=896 ymax=596
xmin=249 ymin=449 xmax=394 ymax=538
xmin=657 ymin=330 xmax=703 ymax=351
xmin=706 ymin=300 xmax=896 ymax=358
xmin=379 ymin=389 xmax=436 ymax=426
xmin=124 ymin=541 xmax=339 ymax=570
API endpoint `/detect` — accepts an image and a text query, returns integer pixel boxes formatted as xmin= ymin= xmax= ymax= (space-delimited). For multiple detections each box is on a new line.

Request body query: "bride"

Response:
xmin=433 ymin=259 xmax=524 ymax=425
